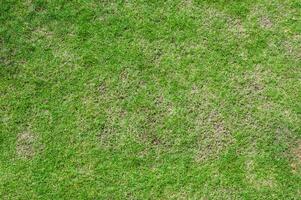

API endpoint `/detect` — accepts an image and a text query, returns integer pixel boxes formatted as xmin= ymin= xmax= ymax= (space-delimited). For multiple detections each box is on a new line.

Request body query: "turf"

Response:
xmin=1 ymin=0 xmax=301 ymax=199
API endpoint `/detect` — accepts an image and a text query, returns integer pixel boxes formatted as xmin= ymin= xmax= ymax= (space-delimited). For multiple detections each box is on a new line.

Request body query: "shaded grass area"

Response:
xmin=1 ymin=0 xmax=301 ymax=199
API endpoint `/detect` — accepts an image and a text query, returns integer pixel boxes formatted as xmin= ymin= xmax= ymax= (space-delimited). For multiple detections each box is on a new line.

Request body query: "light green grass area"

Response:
xmin=1 ymin=0 xmax=301 ymax=199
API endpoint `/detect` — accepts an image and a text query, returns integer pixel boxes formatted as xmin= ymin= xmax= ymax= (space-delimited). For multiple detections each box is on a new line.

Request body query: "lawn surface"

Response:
xmin=1 ymin=0 xmax=301 ymax=199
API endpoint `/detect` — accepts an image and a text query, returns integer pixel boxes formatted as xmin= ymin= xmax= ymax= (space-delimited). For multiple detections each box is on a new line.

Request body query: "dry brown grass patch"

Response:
xmin=98 ymin=124 xmax=115 ymax=147
xmin=98 ymin=81 xmax=107 ymax=95
xmin=227 ymin=18 xmax=247 ymax=37
xmin=232 ymin=66 xmax=273 ymax=103
xmin=291 ymin=140 xmax=301 ymax=174
xmin=16 ymin=131 xmax=36 ymax=159
xmin=260 ymin=17 xmax=273 ymax=29
xmin=202 ymin=7 xmax=247 ymax=38
xmin=293 ymin=141 xmax=301 ymax=162
xmin=284 ymin=34 xmax=301 ymax=59
xmin=195 ymin=110 xmax=235 ymax=163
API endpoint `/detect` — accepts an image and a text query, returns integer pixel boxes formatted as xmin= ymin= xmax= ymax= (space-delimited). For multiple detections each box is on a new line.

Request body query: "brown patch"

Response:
xmin=34 ymin=27 xmax=53 ymax=39
xmin=209 ymin=111 xmax=228 ymax=134
xmin=191 ymin=84 xmax=199 ymax=95
xmin=98 ymin=82 xmax=106 ymax=95
xmin=291 ymin=162 xmax=298 ymax=173
xmin=120 ymin=69 xmax=129 ymax=83
xmin=260 ymin=17 xmax=273 ymax=29
xmin=195 ymin=110 xmax=235 ymax=162
xmin=97 ymin=16 xmax=106 ymax=22
xmin=98 ymin=124 xmax=115 ymax=147
xmin=203 ymin=7 xmax=225 ymax=25
xmin=136 ymin=114 xmax=165 ymax=147
xmin=228 ymin=18 xmax=247 ymax=37
xmin=155 ymin=95 xmax=164 ymax=106
xmin=162 ymin=188 xmax=189 ymax=200
xmin=204 ymin=187 xmax=241 ymax=199
xmin=274 ymin=125 xmax=297 ymax=147
xmin=233 ymin=66 xmax=272 ymax=102
xmin=97 ymin=107 xmax=128 ymax=148
xmin=284 ymin=34 xmax=301 ymax=59
xmin=152 ymin=48 xmax=163 ymax=65
xmin=244 ymin=70 xmax=265 ymax=92
xmin=178 ymin=0 xmax=194 ymax=12
xmin=138 ymin=38 xmax=165 ymax=66
xmin=16 ymin=131 xmax=36 ymax=159
xmin=150 ymin=135 xmax=162 ymax=146
xmin=181 ymin=0 xmax=193 ymax=7
xmin=293 ymin=142 xmax=301 ymax=161
xmin=53 ymin=47 xmax=76 ymax=63
xmin=154 ymin=94 xmax=174 ymax=115
xmin=202 ymin=7 xmax=247 ymax=37
xmin=290 ymin=141 xmax=301 ymax=174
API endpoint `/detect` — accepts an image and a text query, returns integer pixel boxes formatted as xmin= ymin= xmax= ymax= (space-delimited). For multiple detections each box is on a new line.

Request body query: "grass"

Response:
xmin=1 ymin=0 xmax=300 ymax=199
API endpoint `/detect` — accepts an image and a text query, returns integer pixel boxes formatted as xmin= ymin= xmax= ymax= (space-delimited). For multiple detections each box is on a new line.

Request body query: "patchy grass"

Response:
xmin=1 ymin=0 xmax=300 ymax=199
xmin=16 ymin=131 xmax=37 ymax=159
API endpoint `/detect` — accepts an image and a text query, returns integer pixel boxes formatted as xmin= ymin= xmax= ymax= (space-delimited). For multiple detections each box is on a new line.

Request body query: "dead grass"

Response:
xmin=188 ymin=85 xmax=235 ymax=162
xmin=97 ymin=107 xmax=128 ymax=148
xmin=202 ymin=7 xmax=247 ymax=38
xmin=293 ymin=141 xmax=301 ymax=162
xmin=98 ymin=81 xmax=107 ymax=95
xmin=291 ymin=140 xmax=301 ymax=174
xmin=177 ymin=0 xmax=194 ymax=12
xmin=135 ymin=104 xmax=167 ymax=148
xmin=231 ymin=66 xmax=273 ymax=104
xmin=243 ymin=68 xmax=267 ymax=93
xmin=98 ymin=123 xmax=115 ymax=147
xmin=249 ymin=5 xmax=274 ymax=29
xmin=33 ymin=27 xmax=54 ymax=40
xmin=16 ymin=131 xmax=36 ymax=159
xmin=260 ymin=17 xmax=273 ymax=29
xmin=162 ymin=188 xmax=189 ymax=200
xmin=284 ymin=34 xmax=301 ymax=59
xmin=227 ymin=18 xmax=247 ymax=37
xmin=195 ymin=110 xmax=235 ymax=163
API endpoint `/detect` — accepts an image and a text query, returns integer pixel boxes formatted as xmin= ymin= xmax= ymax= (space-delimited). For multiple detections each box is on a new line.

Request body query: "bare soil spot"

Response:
xmin=16 ymin=131 xmax=36 ymax=159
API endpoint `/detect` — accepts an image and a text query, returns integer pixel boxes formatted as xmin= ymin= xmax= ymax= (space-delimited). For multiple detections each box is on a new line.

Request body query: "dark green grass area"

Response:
xmin=1 ymin=0 xmax=301 ymax=199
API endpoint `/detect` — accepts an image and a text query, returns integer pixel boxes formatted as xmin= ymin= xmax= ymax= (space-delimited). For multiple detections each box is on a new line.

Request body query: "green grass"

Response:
xmin=1 ymin=0 xmax=301 ymax=199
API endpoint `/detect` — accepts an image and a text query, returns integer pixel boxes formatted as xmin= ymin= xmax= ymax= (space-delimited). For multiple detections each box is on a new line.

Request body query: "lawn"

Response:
xmin=1 ymin=0 xmax=300 ymax=199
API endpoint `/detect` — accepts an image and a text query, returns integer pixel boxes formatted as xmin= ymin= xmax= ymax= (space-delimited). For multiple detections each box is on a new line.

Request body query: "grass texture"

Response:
xmin=1 ymin=0 xmax=301 ymax=199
